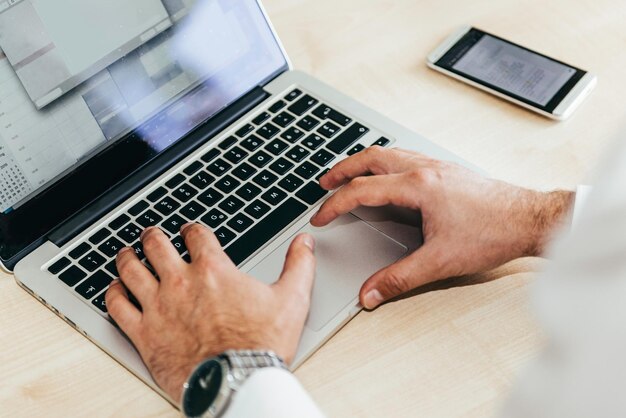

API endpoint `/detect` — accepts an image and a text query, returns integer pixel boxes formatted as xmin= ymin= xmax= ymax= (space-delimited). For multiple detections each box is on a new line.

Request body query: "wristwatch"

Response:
xmin=181 ymin=350 xmax=288 ymax=418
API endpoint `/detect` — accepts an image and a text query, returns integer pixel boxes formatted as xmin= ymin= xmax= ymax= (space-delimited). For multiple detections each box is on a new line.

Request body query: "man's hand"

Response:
xmin=311 ymin=147 xmax=573 ymax=310
xmin=105 ymin=224 xmax=316 ymax=403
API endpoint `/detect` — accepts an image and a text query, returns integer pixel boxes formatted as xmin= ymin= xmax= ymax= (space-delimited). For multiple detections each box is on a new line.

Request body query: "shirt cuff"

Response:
xmin=223 ymin=368 xmax=326 ymax=418
xmin=572 ymin=185 xmax=592 ymax=228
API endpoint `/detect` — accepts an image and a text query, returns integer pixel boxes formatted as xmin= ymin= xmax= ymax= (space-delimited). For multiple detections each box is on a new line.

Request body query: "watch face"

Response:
xmin=183 ymin=359 xmax=224 ymax=417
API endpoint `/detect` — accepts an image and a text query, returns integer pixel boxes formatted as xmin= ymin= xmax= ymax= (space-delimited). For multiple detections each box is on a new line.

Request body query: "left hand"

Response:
xmin=105 ymin=223 xmax=316 ymax=403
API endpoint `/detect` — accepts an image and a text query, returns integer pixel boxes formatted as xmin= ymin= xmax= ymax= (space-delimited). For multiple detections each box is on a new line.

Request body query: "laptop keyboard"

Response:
xmin=45 ymin=88 xmax=392 ymax=316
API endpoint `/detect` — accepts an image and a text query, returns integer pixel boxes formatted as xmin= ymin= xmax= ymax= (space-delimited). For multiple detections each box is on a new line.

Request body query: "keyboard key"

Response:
xmin=224 ymin=146 xmax=248 ymax=164
xmin=347 ymin=144 xmax=365 ymax=156
xmin=310 ymin=149 xmax=335 ymax=167
xmin=296 ymin=182 xmax=329 ymax=206
xmin=132 ymin=242 xmax=145 ymax=260
xmin=261 ymin=187 xmax=288 ymax=206
xmin=207 ymin=159 xmax=232 ymax=177
xmin=249 ymin=151 xmax=273 ymax=168
xmin=171 ymin=236 xmax=187 ymax=255
xmin=227 ymin=213 xmax=254 ymax=233
xmin=79 ymin=251 xmax=106 ymax=272
xmin=317 ymin=121 xmax=341 ymax=138
xmin=253 ymin=170 xmax=278 ymax=188
xmin=236 ymin=124 xmax=254 ymax=138
xmin=189 ymin=171 xmax=215 ymax=190
xmin=173 ymin=184 xmax=199 ymax=203
xmin=162 ymin=214 xmax=187 ymax=235
xmin=105 ymin=260 xmax=119 ymax=277
xmin=372 ymin=137 xmax=391 ymax=147
xmin=137 ymin=210 xmax=163 ymax=228
xmin=183 ymin=161 xmax=203 ymax=176
xmin=326 ymin=123 xmax=369 ymax=154
xmin=252 ymin=112 xmax=271 ymax=125
xmin=108 ymin=214 xmax=131 ymax=231
xmin=98 ymin=237 xmax=125 ymax=258
xmin=215 ymin=175 xmax=241 ymax=194
xmin=257 ymin=123 xmax=280 ymax=140
xmin=218 ymin=136 xmax=238 ymax=150
xmin=219 ymin=196 xmax=245 ymax=215
xmin=312 ymin=104 xmax=352 ymax=126
xmin=147 ymin=187 xmax=167 ymax=203
xmin=244 ymin=200 xmax=271 ymax=219
xmin=215 ymin=227 xmax=237 ymax=247
xmin=226 ymin=198 xmax=307 ymax=266
xmin=201 ymin=209 xmax=228 ymax=228
xmin=281 ymin=127 xmax=305 ymax=143
xmin=201 ymin=148 xmax=220 ymax=163
xmin=278 ymin=174 xmax=304 ymax=193
xmin=265 ymin=139 xmax=289 ymax=156
xmin=180 ymin=201 xmax=207 ymax=220
xmin=269 ymin=157 xmax=294 ymax=176
xmin=297 ymin=116 xmax=320 ymax=131
xmin=269 ymin=100 xmax=287 ymax=113
xmin=286 ymin=146 xmax=310 ymax=163
xmin=76 ymin=271 xmax=113 ymax=300
xmin=273 ymin=112 xmax=295 ymax=128
xmin=285 ymin=89 xmax=302 ymax=101
xmin=241 ymin=135 xmax=264 ymax=152
xmin=198 ymin=188 xmax=224 ymax=207
xmin=182 ymin=253 xmax=192 ymax=263
xmin=118 ymin=223 xmax=142 ymax=244
xmin=155 ymin=197 xmax=181 ymax=216
xmin=128 ymin=201 xmax=149 ymax=216
xmin=48 ymin=257 xmax=71 ymax=274
xmin=232 ymin=162 xmax=257 ymax=181
xmin=59 ymin=266 xmax=87 ymax=287
xmin=236 ymin=184 xmax=262 ymax=201
xmin=295 ymin=162 xmax=320 ymax=180
xmin=92 ymin=292 xmax=108 ymax=313
xmin=288 ymin=95 xmax=318 ymax=116
xmin=316 ymin=168 xmax=331 ymax=181
xmin=89 ymin=228 xmax=111 ymax=245
xmin=69 ymin=243 xmax=91 ymax=260
xmin=302 ymin=134 xmax=325 ymax=151
xmin=165 ymin=173 xmax=186 ymax=189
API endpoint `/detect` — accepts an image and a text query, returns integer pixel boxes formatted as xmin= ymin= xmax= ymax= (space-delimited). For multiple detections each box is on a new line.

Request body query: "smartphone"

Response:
xmin=427 ymin=26 xmax=597 ymax=120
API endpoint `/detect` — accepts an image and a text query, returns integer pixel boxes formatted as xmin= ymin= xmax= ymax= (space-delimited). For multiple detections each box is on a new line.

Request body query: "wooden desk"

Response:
xmin=1 ymin=0 xmax=625 ymax=416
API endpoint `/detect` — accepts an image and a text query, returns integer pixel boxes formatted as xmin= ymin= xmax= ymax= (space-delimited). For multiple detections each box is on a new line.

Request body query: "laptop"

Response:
xmin=1 ymin=0 xmax=481 ymax=406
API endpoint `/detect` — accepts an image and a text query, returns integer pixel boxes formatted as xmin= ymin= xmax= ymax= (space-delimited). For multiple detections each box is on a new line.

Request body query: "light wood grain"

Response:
xmin=1 ymin=0 xmax=624 ymax=417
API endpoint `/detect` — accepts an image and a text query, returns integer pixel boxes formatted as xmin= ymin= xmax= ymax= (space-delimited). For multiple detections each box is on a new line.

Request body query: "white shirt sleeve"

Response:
xmin=223 ymin=368 xmax=326 ymax=418
xmin=499 ymin=141 xmax=626 ymax=418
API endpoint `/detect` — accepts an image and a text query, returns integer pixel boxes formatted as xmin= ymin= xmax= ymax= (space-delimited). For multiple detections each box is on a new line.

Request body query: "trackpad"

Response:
xmin=248 ymin=214 xmax=408 ymax=331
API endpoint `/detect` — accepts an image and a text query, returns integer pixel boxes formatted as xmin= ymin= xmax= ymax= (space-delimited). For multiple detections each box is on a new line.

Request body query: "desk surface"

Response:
xmin=2 ymin=1 xmax=625 ymax=417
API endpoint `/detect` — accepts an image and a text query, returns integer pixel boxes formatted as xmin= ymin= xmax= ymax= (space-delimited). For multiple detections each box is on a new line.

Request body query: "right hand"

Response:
xmin=311 ymin=147 xmax=573 ymax=309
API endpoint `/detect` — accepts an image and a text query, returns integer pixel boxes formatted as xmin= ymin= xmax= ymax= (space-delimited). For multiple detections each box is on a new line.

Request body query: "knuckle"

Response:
xmin=382 ymin=271 xmax=410 ymax=296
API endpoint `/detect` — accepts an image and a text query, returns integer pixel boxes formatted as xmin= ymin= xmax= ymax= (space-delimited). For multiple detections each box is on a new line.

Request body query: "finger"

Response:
xmin=181 ymin=223 xmax=233 ymax=266
xmin=105 ymin=279 xmax=142 ymax=339
xmin=272 ymin=234 xmax=317 ymax=313
xmin=311 ymin=174 xmax=419 ymax=227
xmin=319 ymin=146 xmax=425 ymax=190
xmin=359 ymin=244 xmax=445 ymax=309
xmin=116 ymin=246 xmax=158 ymax=307
xmin=141 ymin=227 xmax=186 ymax=278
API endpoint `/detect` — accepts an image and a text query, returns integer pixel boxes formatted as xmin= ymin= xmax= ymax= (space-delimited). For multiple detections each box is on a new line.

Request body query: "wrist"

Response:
xmin=524 ymin=190 xmax=575 ymax=257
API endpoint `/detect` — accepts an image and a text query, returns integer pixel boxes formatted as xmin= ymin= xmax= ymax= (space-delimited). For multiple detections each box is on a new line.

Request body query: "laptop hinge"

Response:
xmin=48 ymin=87 xmax=270 ymax=248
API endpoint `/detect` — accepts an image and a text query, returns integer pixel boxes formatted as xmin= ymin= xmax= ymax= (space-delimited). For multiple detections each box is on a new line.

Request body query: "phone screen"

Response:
xmin=434 ymin=28 xmax=586 ymax=112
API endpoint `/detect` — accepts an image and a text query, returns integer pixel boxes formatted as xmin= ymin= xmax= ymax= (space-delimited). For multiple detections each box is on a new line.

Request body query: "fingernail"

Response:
xmin=118 ymin=247 xmax=133 ymax=256
xmin=364 ymin=289 xmax=384 ymax=309
xmin=301 ymin=234 xmax=315 ymax=251
xmin=180 ymin=223 xmax=194 ymax=235
xmin=110 ymin=279 xmax=121 ymax=287
xmin=140 ymin=226 xmax=156 ymax=240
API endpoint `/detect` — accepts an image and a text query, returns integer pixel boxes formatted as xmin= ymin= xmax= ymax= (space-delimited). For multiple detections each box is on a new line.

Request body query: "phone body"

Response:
xmin=427 ymin=26 xmax=597 ymax=120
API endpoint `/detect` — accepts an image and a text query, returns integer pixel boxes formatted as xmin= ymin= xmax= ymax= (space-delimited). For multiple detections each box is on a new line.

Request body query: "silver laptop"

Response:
xmin=1 ymin=0 xmax=480 ymax=406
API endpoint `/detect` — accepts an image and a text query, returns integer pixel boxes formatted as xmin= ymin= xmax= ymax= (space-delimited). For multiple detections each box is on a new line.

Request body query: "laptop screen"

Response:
xmin=0 ymin=0 xmax=286 ymax=214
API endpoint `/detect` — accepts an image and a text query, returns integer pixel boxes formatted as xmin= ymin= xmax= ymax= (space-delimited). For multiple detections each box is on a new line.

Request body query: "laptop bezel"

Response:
xmin=0 ymin=0 xmax=292 ymax=271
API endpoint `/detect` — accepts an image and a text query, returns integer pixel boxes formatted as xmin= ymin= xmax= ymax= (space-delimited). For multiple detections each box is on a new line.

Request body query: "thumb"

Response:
xmin=274 ymin=233 xmax=317 ymax=305
xmin=359 ymin=244 xmax=443 ymax=309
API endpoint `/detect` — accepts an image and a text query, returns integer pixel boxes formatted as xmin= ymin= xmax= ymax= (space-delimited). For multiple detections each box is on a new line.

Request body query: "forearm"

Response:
xmin=524 ymin=190 xmax=575 ymax=257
